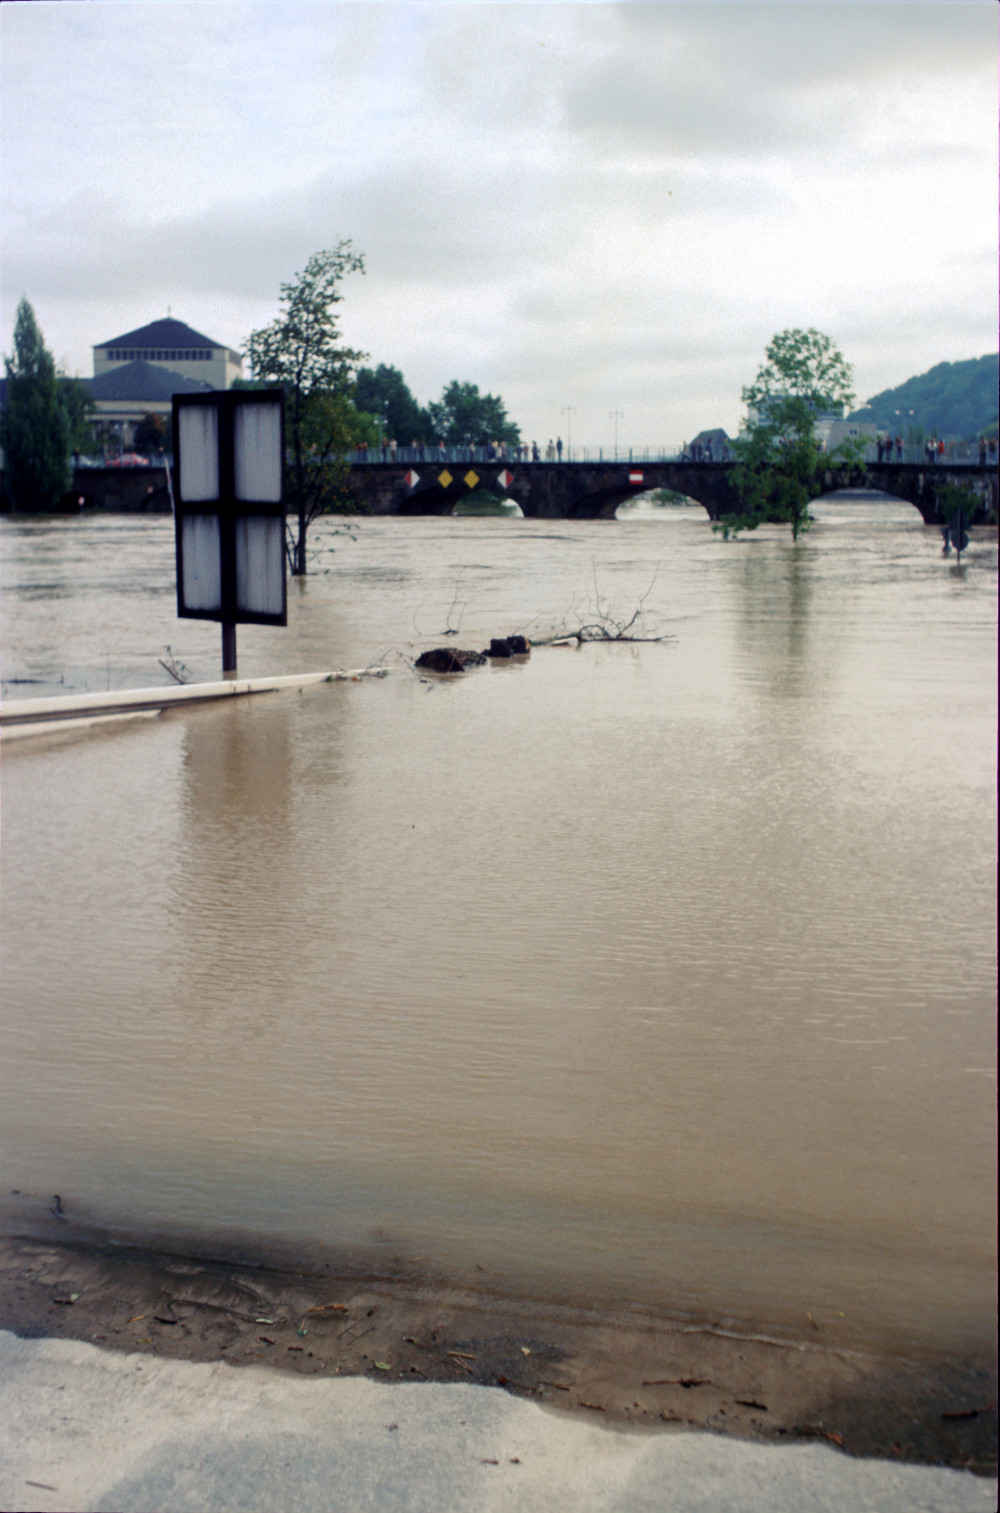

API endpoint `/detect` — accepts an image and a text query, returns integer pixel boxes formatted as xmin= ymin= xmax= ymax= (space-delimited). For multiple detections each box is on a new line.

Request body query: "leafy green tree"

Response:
xmin=245 ymin=244 xmax=366 ymax=574
xmin=718 ymin=328 xmax=860 ymax=541
xmin=133 ymin=411 xmax=166 ymax=455
xmin=354 ymin=364 xmax=428 ymax=442
xmin=427 ymin=380 xmax=520 ymax=447
xmin=60 ymin=377 xmax=96 ymax=456
xmin=936 ymin=478 xmax=995 ymax=527
xmin=2 ymin=298 xmax=71 ymax=511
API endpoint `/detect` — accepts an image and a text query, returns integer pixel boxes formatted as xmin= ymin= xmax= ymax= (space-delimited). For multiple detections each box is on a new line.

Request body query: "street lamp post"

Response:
xmin=561 ymin=405 xmax=577 ymax=460
xmin=610 ymin=409 xmax=624 ymax=461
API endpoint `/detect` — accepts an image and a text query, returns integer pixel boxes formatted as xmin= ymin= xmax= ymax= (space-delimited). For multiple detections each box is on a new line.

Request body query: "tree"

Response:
xmin=60 ymin=377 xmax=96 ymax=456
xmin=2 ymin=298 xmax=71 ymax=511
xmin=133 ymin=411 xmax=166 ymax=456
xmin=354 ymin=364 xmax=428 ymax=442
xmin=426 ymin=380 xmax=520 ymax=447
xmin=245 ymin=244 xmax=366 ymax=574
xmin=718 ymin=328 xmax=860 ymax=541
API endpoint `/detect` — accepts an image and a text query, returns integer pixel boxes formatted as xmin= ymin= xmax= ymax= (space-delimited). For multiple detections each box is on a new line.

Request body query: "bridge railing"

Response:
xmin=142 ymin=442 xmax=997 ymax=473
xmin=346 ymin=443 xmax=996 ymax=468
xmin=860 ymin=443 xmax=995 ymax=467
xmin=348 ymin=445 xmax=690 ymax=466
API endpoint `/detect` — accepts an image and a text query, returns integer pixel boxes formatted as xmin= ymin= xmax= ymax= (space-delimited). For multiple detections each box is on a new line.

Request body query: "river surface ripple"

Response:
xmin=2 ymin=502 xmax=996 ymax=1362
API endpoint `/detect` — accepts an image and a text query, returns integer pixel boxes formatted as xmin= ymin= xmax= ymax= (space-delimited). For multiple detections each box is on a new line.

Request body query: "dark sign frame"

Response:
xmin=172 ymin=389 xmax=287 ymax=629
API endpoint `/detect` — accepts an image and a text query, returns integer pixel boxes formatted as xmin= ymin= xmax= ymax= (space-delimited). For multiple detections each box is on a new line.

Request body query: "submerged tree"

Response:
xmin=2 ymin=298 xmax=71 ymax=511
xmin=718 ymin=328 xmax=861 ymax=541
xmin=245 ymin=244 xmax=366 ymax=574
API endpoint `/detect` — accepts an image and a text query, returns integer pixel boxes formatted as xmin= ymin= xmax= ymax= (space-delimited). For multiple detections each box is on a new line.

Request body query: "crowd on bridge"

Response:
xmin=350 ymin=435 xmax=996 ymax=470
xmin=355 ymin=437 xmax=575 ymax=465
xmin=681 ymin=439 xmax=731 ymax=462
xmin=875 ymin=434 xmax=997 ymax=465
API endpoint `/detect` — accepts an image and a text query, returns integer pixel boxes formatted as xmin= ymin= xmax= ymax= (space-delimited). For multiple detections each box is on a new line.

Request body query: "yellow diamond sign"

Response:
xmin=438 ymin=469 xmax=453 ymax=488
xmin=464 ymin=470 xmax=480 ymax=489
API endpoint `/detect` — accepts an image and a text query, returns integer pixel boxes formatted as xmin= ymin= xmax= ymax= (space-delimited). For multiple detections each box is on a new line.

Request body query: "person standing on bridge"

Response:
xmin=532 ymin=441 xmax=540 ymax=461
xmin=895 ymin=435 xmax=903 ymax=461
xmin=556 ymin=437 xmax=563 ymax=460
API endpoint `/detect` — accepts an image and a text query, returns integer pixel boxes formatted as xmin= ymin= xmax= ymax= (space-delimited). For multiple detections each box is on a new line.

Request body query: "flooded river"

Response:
xmin=1 ymin=500 xmax=996 ymax=1363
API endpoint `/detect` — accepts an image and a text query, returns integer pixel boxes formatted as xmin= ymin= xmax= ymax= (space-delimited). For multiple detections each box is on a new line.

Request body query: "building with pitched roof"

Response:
xmin=93 ymin=317 xmax=243 ymax=390
xmin=87 ymin=317 xmax=244 ymax=450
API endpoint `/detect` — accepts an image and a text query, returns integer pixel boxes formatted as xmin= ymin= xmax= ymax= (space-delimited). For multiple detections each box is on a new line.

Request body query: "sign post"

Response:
xmin=172 ymin=390 xmax=286 ymax=675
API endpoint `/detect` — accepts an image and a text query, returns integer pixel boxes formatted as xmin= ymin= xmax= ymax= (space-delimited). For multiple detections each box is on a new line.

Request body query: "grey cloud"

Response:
xmin=613 ymin=2 xmax=993 ymax=89
xmin=562 ymin=59 xmax=794 ymax=157
xmin=560 ymin=2 xmax=993 ymax=159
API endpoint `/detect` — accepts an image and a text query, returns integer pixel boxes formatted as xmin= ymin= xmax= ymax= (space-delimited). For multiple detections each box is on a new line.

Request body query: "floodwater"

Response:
xmin=1 ymin=499 xmax=996 ymax=1363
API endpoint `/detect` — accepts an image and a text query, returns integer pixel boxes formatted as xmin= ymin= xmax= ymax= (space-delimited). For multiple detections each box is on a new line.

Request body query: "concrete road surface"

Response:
xmin=0 ymin=1331 xmax=994 ymax=1513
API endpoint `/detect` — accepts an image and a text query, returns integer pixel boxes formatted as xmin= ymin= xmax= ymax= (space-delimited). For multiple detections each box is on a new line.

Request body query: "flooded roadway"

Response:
xmin=1 ymin=500 xmax=996 ymax=1364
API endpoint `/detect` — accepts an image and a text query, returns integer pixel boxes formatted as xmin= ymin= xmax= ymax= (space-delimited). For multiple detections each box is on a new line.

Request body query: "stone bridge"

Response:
xmin=66 ymin=458 xmax=998 ymax=526
xmin=347 ymin=458 xmax=998 ymax=525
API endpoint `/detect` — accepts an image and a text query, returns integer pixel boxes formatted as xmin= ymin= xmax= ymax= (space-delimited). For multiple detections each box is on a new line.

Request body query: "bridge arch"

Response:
xmin=345 ymin=458 xmax=997 ymax=526
xmin=395 ymin=486 xmax=523 ymax=517
xmin=614 ymin=490 xmax=713 ymax=520
xmin=809 ymin=486 xmax=928 ymax=519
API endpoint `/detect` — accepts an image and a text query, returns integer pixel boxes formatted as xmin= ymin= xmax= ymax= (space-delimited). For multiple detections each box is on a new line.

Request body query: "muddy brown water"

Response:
xmin=1 ymin=500 xmax=996 ymax=1369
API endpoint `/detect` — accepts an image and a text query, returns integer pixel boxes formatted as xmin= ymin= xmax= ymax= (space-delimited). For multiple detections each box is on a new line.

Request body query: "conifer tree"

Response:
xmin=2 ymin=299 xmax=71 ymax=511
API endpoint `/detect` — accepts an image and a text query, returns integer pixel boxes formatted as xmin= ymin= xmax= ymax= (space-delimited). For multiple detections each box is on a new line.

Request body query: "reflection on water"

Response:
xmin=1 ymin=504 xmax=996 ymax=1361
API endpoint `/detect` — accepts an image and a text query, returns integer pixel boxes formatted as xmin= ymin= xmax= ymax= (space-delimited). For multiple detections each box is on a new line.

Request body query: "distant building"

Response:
xmin=742 ymin=400 xmax=874 ymax=452
xmin=93 ymin=317 xmax=243 ymax=391
xmin=87 ymin=360 xmax=215 ymax=445
xmin=87 ymin=317 xmax=243 ymax=450
xmin=688 ymin=427 xmax=734 ymax=456
xmin=818 ymin=418 xmax=876 ymax=450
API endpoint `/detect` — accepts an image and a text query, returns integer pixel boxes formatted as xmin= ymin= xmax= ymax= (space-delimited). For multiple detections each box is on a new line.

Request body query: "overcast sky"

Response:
xmin=2 ymin=1 xmax=996 ymax=447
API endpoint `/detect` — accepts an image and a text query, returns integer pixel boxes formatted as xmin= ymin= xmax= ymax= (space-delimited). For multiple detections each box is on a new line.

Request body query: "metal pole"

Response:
xmin=222 ymin=621 xmax=237 ymax=676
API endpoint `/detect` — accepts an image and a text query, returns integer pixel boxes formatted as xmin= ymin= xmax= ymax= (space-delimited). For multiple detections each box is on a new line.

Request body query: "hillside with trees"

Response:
xmin=849 ymin=354 xmax=998 ymax=440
